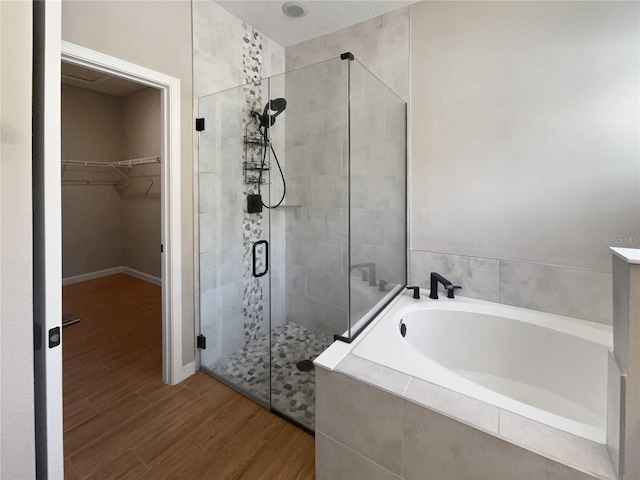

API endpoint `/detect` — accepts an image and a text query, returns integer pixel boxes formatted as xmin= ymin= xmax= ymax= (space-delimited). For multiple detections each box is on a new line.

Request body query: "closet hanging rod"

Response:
xmin=61 ymin=156 xmax=161 ymax=168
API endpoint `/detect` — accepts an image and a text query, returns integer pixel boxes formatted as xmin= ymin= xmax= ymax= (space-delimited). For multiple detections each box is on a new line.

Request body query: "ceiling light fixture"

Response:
xmin=282 ymin=2 xmax=307 ymax=18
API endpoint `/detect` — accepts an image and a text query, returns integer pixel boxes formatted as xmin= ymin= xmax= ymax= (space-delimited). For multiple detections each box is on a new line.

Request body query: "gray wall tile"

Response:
xmin=308 ymin=270 xmax=348 ymax=309
xmin=324 ymin=208 xmax=348 ymax=241
xmin=288 ymin=239 xmax=344 ymax=273
xmin=284 ymin=11 xmax=408 ymax=336
xmin=316 ymin=368 xmax=404 ymax=475
xmin=409 ymin=250 xmax=499 ymax=302
xmin=612 ymin=255 xmax=630 ymax=370
xmin=352 ymin=209 xmax=386 ymax=247
xmin=286 ymin=265 xmax=308 ymax=298
xmin=499 ymin=410 xmax=615 ymax=480
xmin=351 ymin=175 xmax=404 ymax=211
xmin=308 ymin=175 xmax=348 ymax=209
xmin=336 ymin=355 xmax=411 ymax=397
xmin=286 ymin=293 xmax=326 ymax=333
xmin=403 ymin=401 xmax=596 ymax=480
xmin=404 ymin=378 xmax=498 ymax=434
xmin=616 ymin=261 xmax=640 ymax=479
xmin=499 ymin=260 xmax=612 ymax=324
xmin=606 ymin=350 xmax=625 ymax=478
xmin=352 ymin=243 xmax=405 ymax=285
xmin=322 ymin=304 xmax=348 ymax=336
xmin=316 ymin=433 xmax=401 ymax=480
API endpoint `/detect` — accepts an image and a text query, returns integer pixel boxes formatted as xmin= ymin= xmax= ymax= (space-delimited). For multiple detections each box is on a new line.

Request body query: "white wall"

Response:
xmin=409 ymin=1 xmax=640 ymax=324
xmin=62 ymin=0 xmax=195 ymax=365
xmin=0 ymin=0 xmax=36 ymax=477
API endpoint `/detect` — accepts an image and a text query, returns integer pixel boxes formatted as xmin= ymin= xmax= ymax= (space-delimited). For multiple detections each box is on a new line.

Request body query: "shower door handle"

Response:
xmin=252 ymin=240 xmax=269 ymax=277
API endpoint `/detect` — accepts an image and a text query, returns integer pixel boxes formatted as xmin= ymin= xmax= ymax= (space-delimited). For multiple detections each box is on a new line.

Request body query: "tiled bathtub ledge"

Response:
xmin=331 ymin=353 xmax=616 ymax=480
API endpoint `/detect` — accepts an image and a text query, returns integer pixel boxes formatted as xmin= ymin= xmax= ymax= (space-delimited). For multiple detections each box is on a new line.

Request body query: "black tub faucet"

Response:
xmin=429 ymin=273 xmax=462 ymax=299
xmin=350 ymin=263 xmax=377 ymax=287
xmin=406 ymin=285 xmax=420 ymax=299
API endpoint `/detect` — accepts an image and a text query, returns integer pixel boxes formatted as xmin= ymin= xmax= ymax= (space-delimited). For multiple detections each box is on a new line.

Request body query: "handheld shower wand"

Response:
xmin=252 ymin=98 xmax=287 ymax=129
xmin=247 ymin=98 xmax=288 ymax=212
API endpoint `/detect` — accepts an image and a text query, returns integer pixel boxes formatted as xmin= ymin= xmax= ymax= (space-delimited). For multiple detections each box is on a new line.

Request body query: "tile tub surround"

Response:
xmin=314 ymin=289 xmax=619 ymax=480
xmin=315 ymin=359 xmax=615 ymax=480
xmin=609 ymin=248 xmax=640 ymax=479
xmin=410 ymin=249 xmax=613 ymax=325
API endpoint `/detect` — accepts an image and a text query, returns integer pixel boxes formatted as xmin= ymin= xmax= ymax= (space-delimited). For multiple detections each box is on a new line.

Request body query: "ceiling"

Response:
xmin=215 ymin=1 xmax=414 ymax=46
xmin=61 ymin=62 xmax=149 ymax=97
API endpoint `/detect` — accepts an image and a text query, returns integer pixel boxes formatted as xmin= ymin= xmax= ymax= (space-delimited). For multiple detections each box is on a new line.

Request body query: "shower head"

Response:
xmin=253 ymin=97 xmax=287 ymax=129
xmin=269 ymin=98 xmax=287 ymax=113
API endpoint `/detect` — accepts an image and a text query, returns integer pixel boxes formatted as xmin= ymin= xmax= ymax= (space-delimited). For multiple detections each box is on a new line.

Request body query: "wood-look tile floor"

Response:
xmin=62 ymin=273 xmax=315 ymax=480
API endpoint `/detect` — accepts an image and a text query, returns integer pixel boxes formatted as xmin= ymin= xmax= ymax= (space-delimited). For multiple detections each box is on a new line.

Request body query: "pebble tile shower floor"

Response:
xmin=203 ymin=322 xmax=334 ymax=429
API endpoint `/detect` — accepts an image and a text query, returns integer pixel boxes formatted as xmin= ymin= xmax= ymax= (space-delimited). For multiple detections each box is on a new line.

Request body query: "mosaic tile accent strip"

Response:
xmin=203 ymin=322 xmax=334 ymax=430
xmin=241 ymin=22 xmax=267 ymax=344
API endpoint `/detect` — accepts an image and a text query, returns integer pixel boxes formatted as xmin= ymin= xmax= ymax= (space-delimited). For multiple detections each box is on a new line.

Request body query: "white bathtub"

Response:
xmin=350 ymin=290 xmax=613 ymax=444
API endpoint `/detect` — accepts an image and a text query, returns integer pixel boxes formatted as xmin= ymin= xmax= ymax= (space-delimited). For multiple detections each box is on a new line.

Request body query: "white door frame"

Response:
xmin=60 ymin=42 xmax=185 ymax=385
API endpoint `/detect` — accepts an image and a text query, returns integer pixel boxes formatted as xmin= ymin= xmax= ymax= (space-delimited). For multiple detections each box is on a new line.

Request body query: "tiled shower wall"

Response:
xmin=286 ymin=7 xmax=410 ymax=102
xmin=284 ymin=59 xmax=350 ymax=336
xmin=288 ymin=3 xmax=640 ymax=327
xmin=285 ymin=7 xmax=410 ymax=335
xmin=193 ymin=1 xmax=285 ymax=365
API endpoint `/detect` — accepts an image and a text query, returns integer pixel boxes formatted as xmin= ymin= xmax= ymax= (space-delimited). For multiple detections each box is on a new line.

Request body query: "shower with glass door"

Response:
xmin=197 ymin=53 xmax=407 ymax=430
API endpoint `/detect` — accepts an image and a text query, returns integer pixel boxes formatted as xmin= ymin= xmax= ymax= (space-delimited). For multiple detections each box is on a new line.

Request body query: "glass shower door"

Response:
xmin=268 ymin=58 xmax=349 ymax=430
xmin=198 ymin=80 xmax=272 ymax=406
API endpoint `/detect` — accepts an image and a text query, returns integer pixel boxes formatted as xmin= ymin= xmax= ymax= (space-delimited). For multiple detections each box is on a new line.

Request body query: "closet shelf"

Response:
xmin=61 ymin=156 xmax=160 ymax=168
xmin=61 ymin=157 xmax=160 ymax=193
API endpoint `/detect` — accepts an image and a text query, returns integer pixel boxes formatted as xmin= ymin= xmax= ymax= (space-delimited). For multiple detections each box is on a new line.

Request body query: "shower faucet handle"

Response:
xmin=406 ymin=285 xmax=420 ymax=299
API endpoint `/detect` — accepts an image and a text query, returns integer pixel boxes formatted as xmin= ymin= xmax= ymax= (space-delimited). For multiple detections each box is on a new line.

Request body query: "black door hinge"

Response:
xmin=340 ymin=51 xmax=354 ymax=61
xmin=197 ymin=334 xmax=206 ymax=349
xmin=195 ymin=118 xmax=205 ymax=131
xmin=160 ymin=244 xmax=164 ymax=253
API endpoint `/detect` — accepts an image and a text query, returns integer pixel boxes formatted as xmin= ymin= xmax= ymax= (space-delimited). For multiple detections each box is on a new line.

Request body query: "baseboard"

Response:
xmin=63 ymin=266 xmax=161 ymax=287
xmin=122 ymin=267 xmax=162 ymax=287
xmin=62 ymin=267 xmax=124 ymax=285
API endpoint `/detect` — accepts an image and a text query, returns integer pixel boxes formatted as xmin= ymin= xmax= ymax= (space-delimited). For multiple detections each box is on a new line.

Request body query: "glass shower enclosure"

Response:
xmin=197 ymin=54 xmax=407 ymax=430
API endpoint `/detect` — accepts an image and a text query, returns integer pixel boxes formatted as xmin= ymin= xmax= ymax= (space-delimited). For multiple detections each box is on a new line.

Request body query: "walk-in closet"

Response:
xmin=60 ymin=62 xmax=166 ymax=463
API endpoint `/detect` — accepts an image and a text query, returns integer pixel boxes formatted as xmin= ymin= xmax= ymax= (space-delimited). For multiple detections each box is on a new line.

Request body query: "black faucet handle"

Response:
xmin=446 ymin=285 xmax=463 ymax=299
xmin=406 ymin=285 xmax=420 ymax=299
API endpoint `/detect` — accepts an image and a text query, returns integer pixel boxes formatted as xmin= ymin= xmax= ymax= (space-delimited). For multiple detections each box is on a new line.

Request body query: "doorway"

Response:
xmin=33 ymin=36 xmax=186 ymax=477
xmin=60 ymin=41 xmax=185 ymax=385
xmin=59 ymin=61 xmax=164 ymax=465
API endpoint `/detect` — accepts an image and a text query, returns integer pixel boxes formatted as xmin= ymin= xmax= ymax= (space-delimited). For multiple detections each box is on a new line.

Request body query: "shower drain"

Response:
xmin=296 ymin=359 xmax=315 ymax=372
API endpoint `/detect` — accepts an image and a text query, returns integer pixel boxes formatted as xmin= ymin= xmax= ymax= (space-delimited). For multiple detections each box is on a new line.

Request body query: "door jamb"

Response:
xmin=60 ymin=41 xmax=184 ymax=385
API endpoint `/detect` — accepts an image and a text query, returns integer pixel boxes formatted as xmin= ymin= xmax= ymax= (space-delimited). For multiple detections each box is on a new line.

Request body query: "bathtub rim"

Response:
xmin=315 ymin=289 xmax=617 ymax=480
